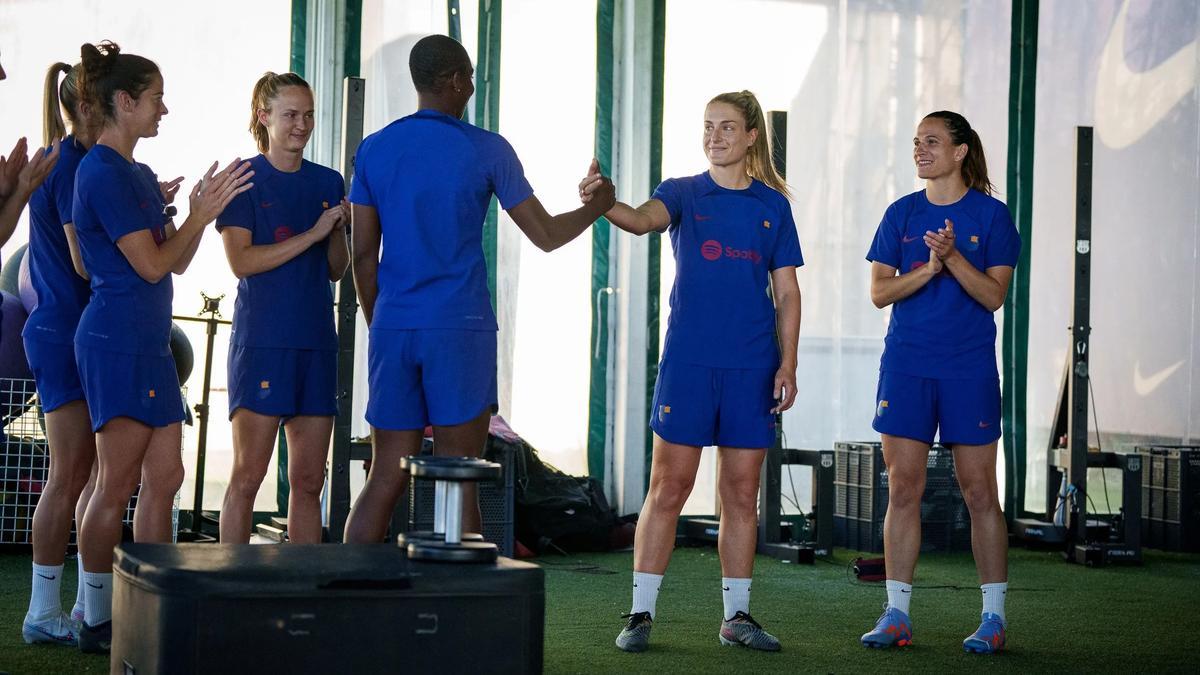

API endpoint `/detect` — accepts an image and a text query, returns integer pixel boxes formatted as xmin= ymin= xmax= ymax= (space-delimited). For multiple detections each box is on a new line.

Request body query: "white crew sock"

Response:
xmin=27 ymin=563 xmax=64 ymax=621
xmin=631 ymin=571 xmax=663 ymax=618
xmin=886 ymin=579 xmax=912 ymax=615
xmin=981 ymin=582 xmax=1007 ymax=621
xmin=82 ymin=572 xmax=113 ymax=626
xmin=721 ymin=577 xmax=752 ymax=620
xmin=72 ymin=555 xmax=86 ymax=619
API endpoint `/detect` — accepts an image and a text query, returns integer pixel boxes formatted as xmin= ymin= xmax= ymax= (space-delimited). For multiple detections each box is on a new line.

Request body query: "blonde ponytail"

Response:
xmin=43 ymin=62 xmax=80 ymax=147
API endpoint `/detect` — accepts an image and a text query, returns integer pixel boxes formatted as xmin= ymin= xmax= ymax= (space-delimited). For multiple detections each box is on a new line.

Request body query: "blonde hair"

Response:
xmin=709 ymin=90 xmax=791 ymax=199
xmin=249 ymin=71 xmax=311 ymax=153
xmin=43 ymin=62 xmax=82 ymax=147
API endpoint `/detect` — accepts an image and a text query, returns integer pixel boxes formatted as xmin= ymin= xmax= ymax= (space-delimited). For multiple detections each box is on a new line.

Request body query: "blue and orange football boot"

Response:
xmin=860 ymin=604 xmax=913 ymax=649
xmin=962 ymin=612 xmax=1006 ymax=654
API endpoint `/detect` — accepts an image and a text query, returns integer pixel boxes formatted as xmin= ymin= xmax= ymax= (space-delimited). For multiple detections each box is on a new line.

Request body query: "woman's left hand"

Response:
xmin=772 ymin=365 xmax=797 ymax=414
xmin=159 ymin=176 xmax=184 ymax=205
xmin=924 ymin=218 xmax=958 ymax=260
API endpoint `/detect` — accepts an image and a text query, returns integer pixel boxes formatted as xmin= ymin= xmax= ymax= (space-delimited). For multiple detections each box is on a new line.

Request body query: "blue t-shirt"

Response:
xmin=655 ymin=172 xmax=804 ymax=369
xmin=347 ymin=109 xmax=533 ymax=331
xmin=72 ymin=144 xmax=172 ymax=356
xmin=23 ymin=135 xmax=91 ymax=345
xmin=865 ymin=188 xmax=1021 ymax=379
xmin=216 ymin=155 xmax=344 ymax=351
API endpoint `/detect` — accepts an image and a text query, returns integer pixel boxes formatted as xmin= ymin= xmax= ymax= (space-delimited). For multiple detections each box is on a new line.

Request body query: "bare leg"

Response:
xmin=716 ymin=447 xmax=766 ymax=578
xmin=31 ymin=401 xmax=96 ymax=565
xmin=282 ymin=415 xmax=334 ymax=543
xmin=343 ymin=428 xmax=422 ymax=543
xmin=633 ymin=434 xmax=702 ymax=574
xmin=952 ymin=441 xmax=1007 ymax=583
xmin=80 ymin=419 xmax=153 ymax=573
xmin=219 ymin=409 xmax=280 ymax=543
xmin=881 ymin=435 xmax=930 ymax=584
xmin=134 ymin=423 xmax=184 ymax=543
xmin=431 ymin=407 xmax=491 ymax=533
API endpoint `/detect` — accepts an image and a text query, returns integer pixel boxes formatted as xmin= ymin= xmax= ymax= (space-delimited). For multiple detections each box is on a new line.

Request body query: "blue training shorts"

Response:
xmin=228 ymin=345 xmax=337 ymax=419
xmin=649 ymin=360 xmax=776 ymax=449
xmin=871 ymin=371 xmax=1001 ymax=446
xmin=366 ymin=328 xmax=497 ymax=431
xmin=24 ymin=338 xmax=86 ymax=413
xmin=75 ymin=343 xmax=185 ymax=432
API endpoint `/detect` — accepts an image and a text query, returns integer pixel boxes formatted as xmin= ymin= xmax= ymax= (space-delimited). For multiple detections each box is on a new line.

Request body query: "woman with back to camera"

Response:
xmin=21 ymin=60 xmax=106 ymax=647
xmin=860 ymin=110 xmax=1019 ymax=655
xmin=217 ymin=71 xmax=348 ymax=544
xmin=581 ymin=90 xmax=803 ymax=653
xmin=71 ymin=41 xmax=252 ymax=653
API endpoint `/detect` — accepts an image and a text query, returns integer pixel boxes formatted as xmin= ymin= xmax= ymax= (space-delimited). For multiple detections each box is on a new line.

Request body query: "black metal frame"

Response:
xmin=1014 ymin=127 xmax=1141 ymax=565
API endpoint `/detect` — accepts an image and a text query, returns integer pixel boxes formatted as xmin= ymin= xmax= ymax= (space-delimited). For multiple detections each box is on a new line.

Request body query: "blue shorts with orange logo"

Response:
xmin=24 ymin=338 xmax=86 ymax=413
xmin=366 ymin=328 xmax=497 ymax=430
xmin=649 ymin=360 xmax=776 ymax=449
xmin=871 ymin=371 xmax=1001 ymax=446
xmin=75 ymin=344 xmax=185 ymax=432
xmin=227 ymin=345 xmax=337 ymax=419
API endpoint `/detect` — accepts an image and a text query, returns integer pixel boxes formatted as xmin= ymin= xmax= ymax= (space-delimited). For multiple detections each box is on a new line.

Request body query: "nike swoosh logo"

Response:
xmin=85 ymin=582 xmax=104 ymax=589
xmin=979 ymin=421 xmax=992 ymax=429
xmin=900 ymin=589 xmax=911 ymax=593
xmin=1096 ymin=0 xmax=1197 ymax=149
xmin=722 ymin=587 xmax=730 ymax=591
xmin=1134 ymin=359 xmax=1185 ymax=396
xmin=902 ymin=235 xmax=919 ymax=243
xmin=694 ymin=214 xmax=712 ymax=221
xmin=37 ymin=574 xmax=56 ymax=580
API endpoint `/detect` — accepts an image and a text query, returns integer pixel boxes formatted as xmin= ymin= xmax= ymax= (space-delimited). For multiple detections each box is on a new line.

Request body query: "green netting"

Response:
xmin=1003 ymin=0 xmax=1038 ymax=520
xmin=587 ymin=0 xmax=615 ymax=481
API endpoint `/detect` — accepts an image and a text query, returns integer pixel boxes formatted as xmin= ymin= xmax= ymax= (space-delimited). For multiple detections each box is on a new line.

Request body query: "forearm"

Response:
xmin=0 ymin=188 xmax=33 ymax=248
xmin=539 ymin=202 xmax=609 ymax=252
xmin=872 ymin=266 xmax=934 ymax=308
xmin=326 ymin=230 xmax=350 ymax=282
xmin=137 ymin=217 xmax=205 ymax=283
xmin=775 ymin=289 xmax=801 ymax=368
xmin=170 ymin=221 xmax=205 ymax=274
xmin=943 ymin=253 xmax=1005 ymax=311
xmin=228 ymin=228 xmax=323 ymax=279
xmin=351 ymin=254 xmax=378 ymax=325
xmin=604 ymin=201 xmax=657 ymax=236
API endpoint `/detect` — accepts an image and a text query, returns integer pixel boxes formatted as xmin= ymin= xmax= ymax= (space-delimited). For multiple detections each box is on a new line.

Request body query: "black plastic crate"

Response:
xmin=408 ymin=440 xmax=515 ymax=557
xmin=1136 ymin=445 xmax=1200 ymax=552
xmin=832 ymin=442 xmax=971 ymax=553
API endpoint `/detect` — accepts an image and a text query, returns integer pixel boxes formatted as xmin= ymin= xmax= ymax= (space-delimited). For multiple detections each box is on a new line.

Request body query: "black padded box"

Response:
xmin=112 ymin=543 xmax=543 ymax=674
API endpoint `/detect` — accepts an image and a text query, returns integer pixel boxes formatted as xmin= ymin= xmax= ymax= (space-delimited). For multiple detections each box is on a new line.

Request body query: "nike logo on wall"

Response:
xmin=37 ymin=574 xmax=56 ymax=580
xmin=902 ymin=235 xmax=919 ymax=243
xmin=1096 ymin=0 xmax=1197 ymax=149
xmin=1133 ymin=359 xmax=1185 ymax=396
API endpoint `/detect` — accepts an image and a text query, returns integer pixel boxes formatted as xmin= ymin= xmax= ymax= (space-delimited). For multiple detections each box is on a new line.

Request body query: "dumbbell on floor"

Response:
xmin=399 ymin=455 xmax=502 ymax=563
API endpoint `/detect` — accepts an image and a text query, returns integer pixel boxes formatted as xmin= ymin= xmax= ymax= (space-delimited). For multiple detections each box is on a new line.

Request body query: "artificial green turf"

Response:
xmin=1 ymin=545 xmax=1197 ymax=673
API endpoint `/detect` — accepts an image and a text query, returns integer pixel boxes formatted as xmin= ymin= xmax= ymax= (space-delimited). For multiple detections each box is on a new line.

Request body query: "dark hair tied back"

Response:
xmin=78 ymin=40 xmax=160 ymax=121
xmin=924 ymin=110 xmax=994 ymax=196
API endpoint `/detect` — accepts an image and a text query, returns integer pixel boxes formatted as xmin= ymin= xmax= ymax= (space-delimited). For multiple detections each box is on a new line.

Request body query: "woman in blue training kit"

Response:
xmin=344 ymin=34 xmax=613 ymax=543
xmin=581 ymin=90 xmax=803 ymax=653
xmin=21 ymin=61 xmax=101 ymax=647
xmin=860 ymin=111 xmax=1020 ymax=654
xmin=71 ymin=41 xmax=252 ymax=653
xmin=217 ymin=72 xmax=349 ymax=544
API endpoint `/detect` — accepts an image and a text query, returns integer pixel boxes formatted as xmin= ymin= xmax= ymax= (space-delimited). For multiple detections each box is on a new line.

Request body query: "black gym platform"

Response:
xmin=111 ymin=543 xmax=543 ymax=675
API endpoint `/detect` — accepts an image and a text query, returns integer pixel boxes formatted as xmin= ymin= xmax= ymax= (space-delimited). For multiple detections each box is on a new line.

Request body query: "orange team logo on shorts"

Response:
xmin=148 ymin=389 xmax=156 ymax=398
xmin=658 ymin=405 xmax=671 ymax=423
xmin=763 ymin=220 xmax=771 ymax=229
xmin=877 ymin=400 xmax=888 ymax=416
xmin=260 ymin=380 xmax=270 ymax=389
